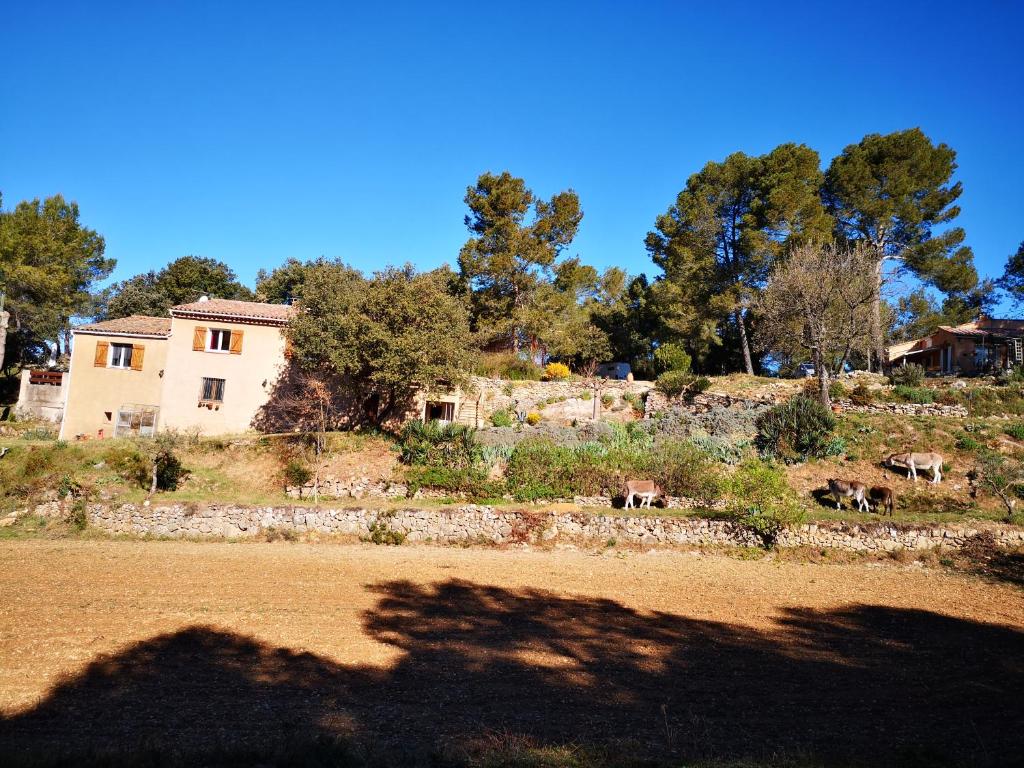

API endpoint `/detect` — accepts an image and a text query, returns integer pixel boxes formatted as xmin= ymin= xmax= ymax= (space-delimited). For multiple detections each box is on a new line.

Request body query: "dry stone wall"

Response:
xmin=42 ymin=501 xmax=1024 ymax=552
xmin=832 ymin=399 xmax=968 ymax=417
xmin=644 ymin=390 xmax=968 ymax=419
xmin=467 ymin=375 xmax=654 ymax=424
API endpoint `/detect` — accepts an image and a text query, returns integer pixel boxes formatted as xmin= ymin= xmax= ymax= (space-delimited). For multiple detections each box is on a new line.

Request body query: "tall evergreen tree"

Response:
xmin=645 ymin=144 xmax=831 ymax=374
xmin=255 ymin=256 xmax=350 ymax=304
xmin=104 ymin=256 xmax=254 ymax=319
xmin=823 ymin=128 xmax=978 ymax=370
xmin=999 ymin=241 xmax=1024 ymax=307
xmin=0 ymin=193 xmax=113 ymax=363
xmin=458 ymin=171 xmax=583 ymax=352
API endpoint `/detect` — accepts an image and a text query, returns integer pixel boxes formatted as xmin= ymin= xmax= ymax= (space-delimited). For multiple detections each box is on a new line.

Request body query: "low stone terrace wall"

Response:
xmin=36 ymin=501 xmax=1024 ymax=552
xmin=833 ymin=399 xmax=968 ymax=417
xmin=645 ymin=391 xmax=968 ymax=418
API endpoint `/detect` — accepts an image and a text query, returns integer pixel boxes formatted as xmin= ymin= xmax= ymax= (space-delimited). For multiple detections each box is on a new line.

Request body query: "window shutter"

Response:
xmin=229 ymin=329 xmax=243 ymax=354
xmin=131 ymin=344 xmax=145 ymax=371
xmin=192 ymin=326 xmax=207 ymax=351
xmin=94 ymin=341 xmax=109 ymax=367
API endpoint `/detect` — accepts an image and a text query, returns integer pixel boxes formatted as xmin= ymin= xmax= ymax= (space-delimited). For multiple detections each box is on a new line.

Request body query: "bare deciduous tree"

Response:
xmin=969 ymin=450 xmax=1024 ymax=522
xmin=757 ymin=242 xmax=880 ymax=408
xmin=265 ymin=368 xmax=340 ymax=505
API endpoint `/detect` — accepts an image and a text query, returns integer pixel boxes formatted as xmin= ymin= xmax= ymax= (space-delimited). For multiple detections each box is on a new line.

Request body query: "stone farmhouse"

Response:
xmin=888 ymin=316 xmax=1024 ymax=375
xmin=60 ymin=298 xmax=295 ymax=439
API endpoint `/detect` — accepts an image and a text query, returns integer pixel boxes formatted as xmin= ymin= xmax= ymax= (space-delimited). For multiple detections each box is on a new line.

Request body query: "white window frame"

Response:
xmin=424 ymin=400 xmax=455 ymax=425
xmin=109 ymin=343 xmax=134 ymax=369
xmin=207 ymin=328 xmax=232 ymax=353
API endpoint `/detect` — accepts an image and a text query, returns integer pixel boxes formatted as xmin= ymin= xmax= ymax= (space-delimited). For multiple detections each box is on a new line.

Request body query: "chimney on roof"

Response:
xmin=198 ymin=294 xmax=209 ymax=302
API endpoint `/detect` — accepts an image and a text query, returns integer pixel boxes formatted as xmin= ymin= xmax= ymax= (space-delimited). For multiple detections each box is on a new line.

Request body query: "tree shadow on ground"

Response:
xmin=955 ymin=532 xmax=1024 ymax=588
xmin=2 ymin=580 xmax=1022 ymax=767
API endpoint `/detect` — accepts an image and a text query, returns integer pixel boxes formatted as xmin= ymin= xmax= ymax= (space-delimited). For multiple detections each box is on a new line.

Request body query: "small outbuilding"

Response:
xmin=888 ymin=317 xmax=1024 ymax=375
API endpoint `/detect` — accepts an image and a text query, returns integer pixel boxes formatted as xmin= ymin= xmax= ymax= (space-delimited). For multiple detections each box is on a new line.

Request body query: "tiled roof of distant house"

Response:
xmin=170 ymin=298 xmax=296 ymax=325
xmin=74 ymin=315 xmax=173 ymax=338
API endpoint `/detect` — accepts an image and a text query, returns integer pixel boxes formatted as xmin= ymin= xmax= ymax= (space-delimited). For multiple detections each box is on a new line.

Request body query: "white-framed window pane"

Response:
xmin=110 ymin=343 xmax=133 ymax=368
xmin=208 ymin=329 xmax=231 ymax=351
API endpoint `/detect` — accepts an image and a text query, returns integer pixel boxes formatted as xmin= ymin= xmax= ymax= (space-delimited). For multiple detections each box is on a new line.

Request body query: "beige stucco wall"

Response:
xmin=16 ymin=370 xmax=68 ymax=422
xmin=159 ymin=316 xmax=287 ymax=435
xmin=61 ymin=334 xmax=169 ymax=439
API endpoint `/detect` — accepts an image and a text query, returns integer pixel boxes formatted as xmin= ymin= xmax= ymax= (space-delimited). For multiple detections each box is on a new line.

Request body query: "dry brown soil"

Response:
xmin=1 ymin=541 xmax=1022 ymax=765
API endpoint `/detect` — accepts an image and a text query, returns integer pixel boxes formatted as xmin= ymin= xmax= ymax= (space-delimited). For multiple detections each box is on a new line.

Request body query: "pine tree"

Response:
xmin=823 ymin=128 xmax=978 ymax=370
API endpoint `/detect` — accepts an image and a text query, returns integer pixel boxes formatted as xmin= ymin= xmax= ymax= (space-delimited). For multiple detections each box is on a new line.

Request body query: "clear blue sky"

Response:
xmin=2 ymin=1 xmax=1022 ymax=302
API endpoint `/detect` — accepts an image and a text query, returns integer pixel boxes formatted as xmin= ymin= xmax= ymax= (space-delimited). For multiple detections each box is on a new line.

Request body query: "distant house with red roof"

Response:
xmin=887 ymin=316 xmax=1024 ymax=375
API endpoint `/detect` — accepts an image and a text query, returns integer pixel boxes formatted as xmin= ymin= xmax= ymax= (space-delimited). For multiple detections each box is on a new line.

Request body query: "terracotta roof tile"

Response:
xmin=75 ymin=315 xmax=172 ymax=337
xmin=170 ymin=298 xmax=295 ymax=324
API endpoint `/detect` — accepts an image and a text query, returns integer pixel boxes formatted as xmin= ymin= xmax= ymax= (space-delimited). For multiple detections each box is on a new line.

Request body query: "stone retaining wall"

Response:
xmin=833 ymin=399 xmax=968 ymax=417
xmin=644 ymin=390 xmax=968 ymax=419
xmin=41 ymin=501 xmax=1024 ymax=552
xmin=468 ymin=375 xmax=654 ymax=425
xmin=644 ymin=390 xmax=774 ymax=418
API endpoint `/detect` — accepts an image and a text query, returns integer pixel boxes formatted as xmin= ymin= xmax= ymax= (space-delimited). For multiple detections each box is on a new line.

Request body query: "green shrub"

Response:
xmin=107 ymin=438 xmax=186 ymax=492
xmin=580 ymin=390 xmax=592 ymax=401
xmin=692 ymin=377 xmax=712 ymax=395
xmin=962 ymin=386 xmax=1024 ymax=416
xmin=367 ymin=510 xmax=406 ymax=545
xmin=68 ymin=499 xmax=88 ymax=532
xmin=283 ymin=460 xmax=313 ymax=486
xmin=104 ymin=444 xmax=150 ymax=487
xmin=849 ymin=381 xmax=873 ymax=406
xmin=506 ymin=441 xmax=576 ymax=501
xmin=655 ymin=370 xmax=695 ymax=398
xmin=936 ymin=388 xmax=965 ymax=406
xmin=399 ymin=420 xmax=479 ymax=468
xmin=1006 ymin=423 xmax=1024 ymax=441
xmin=888 ymin=363 xmax=925 ymax=387
xmin=755 ymin=396 xmax=838 ymax=461
xmin=490 ymin=409 xmax=513 ymax=428
xmin=150 ymin=443 xmax=187 ymax=491
xmin=404 ymin=465 xmax=503 ymax=499
xmin=828 ymin=381 xmax=848 ymax=401
xmin=600 ymin=393 xmax=614 ymax=407
xmin=473 ymin=352 xmax=542 ymax=381
xmin=688 ymin=435 xmax=749 ymax=465
xmin=654 ymin=343 xmax=691 ymax=374
xmin=893 ymin=385 xmax=935 ymax=404
xmin=725 ymin=459 xmax=802 ymax=547
xmin=0 ymin=443 xmax=88 ymax=504
xmin=503 ymin=435 xmax=721 ymax=503
xmin=649 ymin=440 xmax=721 ymax=503
xmin=823 ymin=436 xmax=847 ymax=457
xmin=56 ymin=473 xmax=81 ymax=498
xmin=622 ymin=391 xmax=644 ymax=414
xmin=955 ymin=434 xmax=981 ymax=451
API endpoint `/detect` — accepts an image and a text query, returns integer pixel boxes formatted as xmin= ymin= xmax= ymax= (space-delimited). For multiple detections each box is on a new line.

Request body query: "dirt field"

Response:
xmin=1 ymin=541 xmax=1023 ymax=766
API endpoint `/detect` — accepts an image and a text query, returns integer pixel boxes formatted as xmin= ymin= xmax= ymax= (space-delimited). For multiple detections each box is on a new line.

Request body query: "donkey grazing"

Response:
xmin=623 ymin=480 xmax=662 ymax=509
xmin=885 ymin=452 xmax=944 ymax=484
xmin=827 ymin=479 xmax=869 ymax=512
xmin=868 ymin=486 xmax=895 ymax=516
